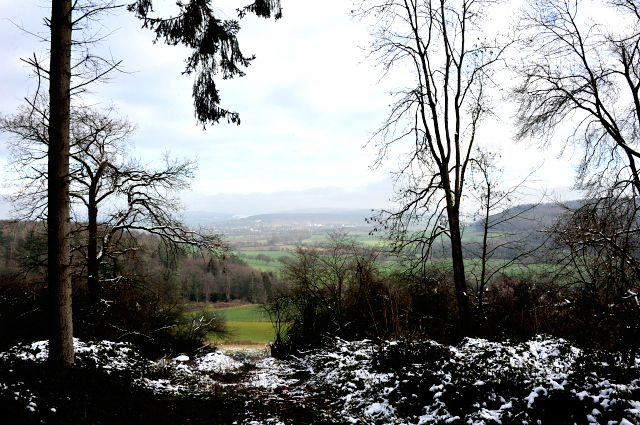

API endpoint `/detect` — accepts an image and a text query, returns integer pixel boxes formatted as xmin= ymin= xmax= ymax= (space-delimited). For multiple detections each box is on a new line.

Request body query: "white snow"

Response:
xmin=197 ymin=351 xmax=243 ymax=373
xmin=2 ymin=336 xmax=640 ymax=424
xmin=364 ymin=401 xmax=394 ymax=417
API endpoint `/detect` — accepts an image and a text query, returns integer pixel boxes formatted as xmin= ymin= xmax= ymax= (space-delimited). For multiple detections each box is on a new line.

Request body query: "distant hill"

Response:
xmin=224 ymin=209 xmax=374 ymax=227
xmin=183 ymin=209 xmax=375 ymax=229
xmin=182 ymin=211 xmax=236 ymax=226
xmin=472 ymin=200 xmax=583 ymax=232
xmin=185 ymin=202 xmax=584 ymax=232
xmin=270 ymin=207 xmax=369 ymax=214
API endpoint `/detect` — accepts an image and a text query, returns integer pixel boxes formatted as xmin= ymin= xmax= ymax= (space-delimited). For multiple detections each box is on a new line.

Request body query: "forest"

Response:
xmin=2 ymin=0 xmax=640 ymax=424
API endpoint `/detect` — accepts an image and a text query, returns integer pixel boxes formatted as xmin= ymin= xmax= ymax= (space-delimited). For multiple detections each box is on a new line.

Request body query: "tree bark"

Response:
xmin=446 ymin=193 xmax=471 ymax=337
xmin=87 ymin=170 xmax=102 ymax=340
xmin=48 ymin=0 xmax=74 ymax=369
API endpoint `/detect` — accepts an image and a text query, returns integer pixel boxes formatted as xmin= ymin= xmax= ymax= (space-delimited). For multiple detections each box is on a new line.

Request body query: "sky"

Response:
xmin=0 ymin=0 xmax=582 ymax=218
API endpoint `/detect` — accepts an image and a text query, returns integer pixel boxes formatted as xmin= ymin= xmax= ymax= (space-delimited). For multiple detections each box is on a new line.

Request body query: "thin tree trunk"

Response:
xmin=87 ymin=177 xmax=101 ymax=340
xmin=478 ymin=202 xmax=491 ymax=338
xmin=48 ymin=0 xmax=74 ymax=369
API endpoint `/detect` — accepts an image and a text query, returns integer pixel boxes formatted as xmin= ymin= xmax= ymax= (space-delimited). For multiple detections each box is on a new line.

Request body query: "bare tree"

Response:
xmin=465 ymin=148 xmax=547 ymax=337
xmin=513 ymin=0 xmax=640 ymax=197
xmin=36 ymin=0 xmax=147 ymax=369
xmin=511 ymin=0 xmax=640 ymax=356
xmin=1 ymin=100 xmax=225 ymax=339
xmin=551 ymin=193 xmax=640 ymax=360
xmin=355 ymin=0 xmax=509 ymax=336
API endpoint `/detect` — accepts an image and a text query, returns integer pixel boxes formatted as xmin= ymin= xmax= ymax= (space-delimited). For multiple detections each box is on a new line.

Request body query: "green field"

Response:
xmin=215 ymin=304 xmax=269 ymax=321
xmin=185 ymin=304 xmax=270 ymax=321
xmin=238 ymin=249 xmax=293 ymax=258
xmin=213 ymin=305 xmax=274 ymax=344
xmin=208 ymin=321 xmax=276 ymax=344
xmin=235 ymin=250 xmax=295 ymax=272
xmin=242 ymin=262 xmax=282 ymax=272
xmin=375 ymin=257 xmax=558 ymax=278
xmin=197 ymin=305 xmax=276 ymax=344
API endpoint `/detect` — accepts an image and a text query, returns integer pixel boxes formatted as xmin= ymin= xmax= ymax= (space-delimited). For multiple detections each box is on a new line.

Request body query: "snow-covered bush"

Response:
xmin=292 ymin=336 xmax=640 ymax=425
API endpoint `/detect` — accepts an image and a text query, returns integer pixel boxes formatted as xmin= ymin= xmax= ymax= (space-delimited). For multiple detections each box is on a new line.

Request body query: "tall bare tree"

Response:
xmin=355 ymin=0 xmax=508 ymax=336
xmin=513 ymin=0 xmax=640 ymax=197
xmin=512 ymin=0 xmax=640 ymax=355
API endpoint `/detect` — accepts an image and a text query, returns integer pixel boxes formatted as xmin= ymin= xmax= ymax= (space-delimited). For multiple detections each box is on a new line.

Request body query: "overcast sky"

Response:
xmin=0 ymin=0 xmax=582 ymax=218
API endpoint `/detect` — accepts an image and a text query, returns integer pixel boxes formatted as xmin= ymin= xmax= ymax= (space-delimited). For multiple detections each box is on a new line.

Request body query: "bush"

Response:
xmin=130 ymin=309 xmax=229 ymax=358
xmin=266 ymin=231 xmax=412 ymax=352
xmin=482 ymin=273 xmax=568 ymax=342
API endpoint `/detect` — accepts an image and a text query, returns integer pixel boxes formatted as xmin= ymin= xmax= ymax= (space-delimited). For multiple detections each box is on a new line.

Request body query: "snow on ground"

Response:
xmin=197 ymin=350 xmax=243 ymax=372
xmin=2 ymin=336 xmax=640 ymax=424
xmin=0 ymin=338 xmax=146 ymax=371
xmin=290 ymin=336 xmax=640 ymax=424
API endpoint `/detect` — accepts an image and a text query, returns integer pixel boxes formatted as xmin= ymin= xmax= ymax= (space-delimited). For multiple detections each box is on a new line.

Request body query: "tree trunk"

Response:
xmin=48 ymin=0 xmax=74 ymax=369
xmin=478 ymin=203 xmax=491 ymax=338
xmin=446 ymin=195 xmax=472 ymax=338
xmin=87 ymin=176 xmax=101 ymax=340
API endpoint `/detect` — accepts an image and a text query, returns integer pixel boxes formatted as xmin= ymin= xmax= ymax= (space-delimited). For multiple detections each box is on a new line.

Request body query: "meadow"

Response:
xmin=236 ymin=261 xmax=281 ymax=273
xmin=216 ymin=322 xmax=276 ymax=344
xmin=233 ymin=249 xmax=293 ymax=272
xmin=215 ymin=304 xmax=269 ymax=321
xmin=200 ymin=304 xmax=276 ymax=345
